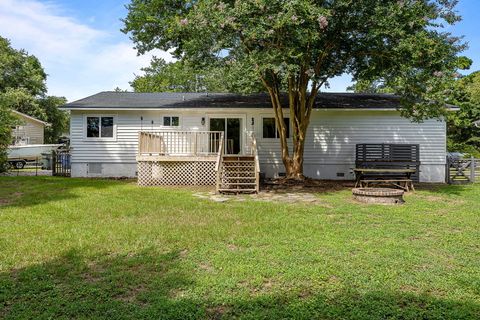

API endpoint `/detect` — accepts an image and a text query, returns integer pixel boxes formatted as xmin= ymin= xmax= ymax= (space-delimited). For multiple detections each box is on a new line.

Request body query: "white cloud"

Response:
xmin=0 ymin=0 xmax=173 ymax=101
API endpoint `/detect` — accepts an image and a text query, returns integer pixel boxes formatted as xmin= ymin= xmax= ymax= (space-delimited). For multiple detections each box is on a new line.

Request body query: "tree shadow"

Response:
xmin=1 ymin=249 xmax=479 ymax=319
xmin=0 ymin=176 xmax=126 ymax=209
xmin=0 ymin=249 xmax=200 ymax=319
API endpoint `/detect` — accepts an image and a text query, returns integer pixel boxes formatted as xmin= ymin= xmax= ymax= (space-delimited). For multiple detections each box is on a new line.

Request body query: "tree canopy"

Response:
xmin=0 ymin=36 xmax=69 ymax=170
xmin=0 ymin=37 xmax=46 ymax=96
xmin=446 ymin=71 xmax=480 ymax=156
xmin=131 ymin=57 xmax=263 ymax=93
xmin=123 ymin=0 xmax=469 ymax=178
xmin=349 ymin=70 xmax=480 ymax=156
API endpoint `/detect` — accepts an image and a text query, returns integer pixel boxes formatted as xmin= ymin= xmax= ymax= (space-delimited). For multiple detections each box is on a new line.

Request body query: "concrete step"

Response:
xmin=218 ymin=188 xmax=257 ymax=193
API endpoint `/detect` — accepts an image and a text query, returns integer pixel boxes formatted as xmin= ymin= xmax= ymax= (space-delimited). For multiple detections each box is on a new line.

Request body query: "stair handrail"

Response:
xmin=249 ymin=132 xmax=260 ymax=193
xmin=215 ymin=132 xmax=225 ymax=193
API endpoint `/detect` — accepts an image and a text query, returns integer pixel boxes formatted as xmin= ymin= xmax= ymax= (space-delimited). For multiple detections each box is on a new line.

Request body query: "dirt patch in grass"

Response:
xmin=206 ymin=305 xmax=229 ymax=319
xmin=0 ymin=198 xmax=12 ymax=206
xmin=263 ymin=178 xmax=354 ymax=193
xmin=226 ymin=244 xmax=238 ymax=251
xmin=193 ymin=187 xmax=335 ymax=206
xmin=0 ymin=191 xmax=24 ymax=206
xmin=198 ymin=262 xmax=214 ymax=273
xmin=179 ymin=249 xmax=189 ymax=258
xmin=115 ymin=284 xmax=148 ymax=304
xmin=82 ymin=272 xmax=102 ymax=284
xmin=400 ymin=284 xmax=421 ymax=294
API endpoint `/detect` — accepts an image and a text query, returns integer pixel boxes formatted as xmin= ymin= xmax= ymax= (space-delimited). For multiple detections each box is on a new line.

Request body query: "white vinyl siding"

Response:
xmin=256 ymin=110 xmax=446 ymax=166
xmin=69 ymin=108 xmax=446 ymax=181
xmin=12 ymin=115 xmax=45 ymax=144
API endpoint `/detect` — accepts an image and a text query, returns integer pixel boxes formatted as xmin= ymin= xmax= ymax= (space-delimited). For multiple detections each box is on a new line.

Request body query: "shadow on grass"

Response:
xmin=1 ymin=249 xmax=478 ymax=319
xmin=416 ymin=182 xmax=473 ymax=197
xmin=0 ymin=176 xmax=126 ymax=209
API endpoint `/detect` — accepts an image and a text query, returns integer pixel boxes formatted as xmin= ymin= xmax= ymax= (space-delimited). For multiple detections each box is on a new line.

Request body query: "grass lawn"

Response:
xmin=0 ymin=177 xmax=479 ymax=319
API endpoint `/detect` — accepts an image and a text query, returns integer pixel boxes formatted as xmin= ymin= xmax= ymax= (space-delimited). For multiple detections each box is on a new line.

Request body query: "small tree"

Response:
xmin=39 ymin=96 xmax=69 ymax=144
xmin=124 ymin=0 xmax=467 ymax=179
xmin=0 ymin=103 xmax=16 ymax=172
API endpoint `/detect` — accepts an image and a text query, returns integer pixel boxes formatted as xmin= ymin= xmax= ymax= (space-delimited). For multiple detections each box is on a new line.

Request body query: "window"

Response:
xmin=262 ymin=117 xmax=289 ymax=138
xmin=163 ymin=116 xmax=179 ymax=127
xmin=86 ymin=116 xmax=114 ymax=138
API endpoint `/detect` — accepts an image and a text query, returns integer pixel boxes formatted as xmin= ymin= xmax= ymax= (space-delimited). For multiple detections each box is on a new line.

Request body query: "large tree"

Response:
xmin=0 ymin=36 xmax=69 ymax=148
xmin=446 ymin=71 xmax=480 ymax=156
xmin=131 ymin=57 xmax=263 ymax=93
xmin=349 ymin=70 xmax=480 ymax=156
xmin=123 ymin=0 xmax=467 ymax=179
xmin=0 ymin=37 xmax=46 ymax=96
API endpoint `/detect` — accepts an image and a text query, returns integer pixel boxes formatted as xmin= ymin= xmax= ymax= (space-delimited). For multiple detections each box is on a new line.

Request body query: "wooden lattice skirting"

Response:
xmin=137 ymin=160 xmax=216 ymax=186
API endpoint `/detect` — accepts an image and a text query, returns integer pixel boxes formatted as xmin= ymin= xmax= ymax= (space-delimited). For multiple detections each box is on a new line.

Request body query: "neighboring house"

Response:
xmin=61 ymin=92 xmax=454 ymax=185
xmin=11 ymin=110 xmax=49 ymax=145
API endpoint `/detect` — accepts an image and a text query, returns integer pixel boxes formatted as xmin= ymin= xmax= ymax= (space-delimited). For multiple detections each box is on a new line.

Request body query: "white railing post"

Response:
xmin=138 ymin=131 xmax=142 ymax=156
xmin=215 ymin=132 xmax=225 ymax=194
xmin=194 ymin=132 xmax=198 ymax=156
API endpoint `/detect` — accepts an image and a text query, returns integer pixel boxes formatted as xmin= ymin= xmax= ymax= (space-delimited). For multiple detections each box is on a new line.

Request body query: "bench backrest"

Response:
xmin=355 ymin=144 xmax=421 ymax=181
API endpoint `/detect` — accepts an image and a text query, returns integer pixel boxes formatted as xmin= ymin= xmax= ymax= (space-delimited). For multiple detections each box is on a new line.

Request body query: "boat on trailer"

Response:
xmin=7 ymin=144 xmax=62 ymax=169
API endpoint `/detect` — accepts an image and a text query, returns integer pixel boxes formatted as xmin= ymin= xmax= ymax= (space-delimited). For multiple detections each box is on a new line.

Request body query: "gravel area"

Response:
xmin=1 ymin=169 xmax=52 ymax=176
xmin=193 ymin=190 xmax=327 ymax=205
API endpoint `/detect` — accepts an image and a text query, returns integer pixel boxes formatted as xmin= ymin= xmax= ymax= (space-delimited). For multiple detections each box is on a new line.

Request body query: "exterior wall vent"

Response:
xmin=88 ymin=163 xmax=103 ymax=174
xmin=336 ymin=172 xmax=345 ymax=177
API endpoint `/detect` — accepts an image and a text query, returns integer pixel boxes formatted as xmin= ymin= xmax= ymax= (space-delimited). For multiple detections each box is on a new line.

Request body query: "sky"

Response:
xmin=0 ymin=0 xmax=479 ymax=102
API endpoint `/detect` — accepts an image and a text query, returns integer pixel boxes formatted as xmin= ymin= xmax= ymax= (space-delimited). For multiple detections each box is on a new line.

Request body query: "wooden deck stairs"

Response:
xmin=215 ymin=133 xmax=260 ymax=194
xmin=217 ymin=155 xmax=258 ymax=193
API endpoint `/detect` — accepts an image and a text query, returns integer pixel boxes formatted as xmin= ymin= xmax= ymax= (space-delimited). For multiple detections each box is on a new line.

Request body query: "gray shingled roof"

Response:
xmin=61 ymin=91 xmax=455 ymax=110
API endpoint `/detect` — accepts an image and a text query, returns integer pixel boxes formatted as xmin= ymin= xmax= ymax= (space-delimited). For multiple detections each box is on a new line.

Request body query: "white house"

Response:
xmin=11 ymin=110 xmax=50 ymax=145
xmin=62 ymin=92 xmax=452 ymax=190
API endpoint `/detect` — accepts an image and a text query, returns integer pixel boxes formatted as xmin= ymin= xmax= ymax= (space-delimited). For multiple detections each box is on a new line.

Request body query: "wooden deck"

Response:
xmin=136 ymin=131 xmax=260 ymax=193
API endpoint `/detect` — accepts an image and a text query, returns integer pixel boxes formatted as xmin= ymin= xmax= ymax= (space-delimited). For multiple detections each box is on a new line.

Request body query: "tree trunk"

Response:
xmin=261 ymin=75 xmax=315 ymax=180
xmin=283 ymin=141 xmax=305 ymax=180
xmin=259 ymin=69 xmax=319 ymax=181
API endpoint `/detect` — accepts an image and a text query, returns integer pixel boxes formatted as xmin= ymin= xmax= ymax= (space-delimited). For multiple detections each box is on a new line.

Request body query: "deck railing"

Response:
xmin=248 ymin=132 xmax=260 ymax=192
xmin=215 ymin=132 xmax=225 ymax=192
xmin=138 ymin=131 xmax=223 ymax=156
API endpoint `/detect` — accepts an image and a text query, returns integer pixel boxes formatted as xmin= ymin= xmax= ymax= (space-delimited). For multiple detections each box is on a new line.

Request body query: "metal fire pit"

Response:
xmin=352 ymin=188 xmax=405 ymax=205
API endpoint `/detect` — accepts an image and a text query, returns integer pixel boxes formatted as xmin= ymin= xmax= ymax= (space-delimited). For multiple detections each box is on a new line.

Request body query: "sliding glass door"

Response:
xmin=209 ymin=117 xmax=242 ymax=154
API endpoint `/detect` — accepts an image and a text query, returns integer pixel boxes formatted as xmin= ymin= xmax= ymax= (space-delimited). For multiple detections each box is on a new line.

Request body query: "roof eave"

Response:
xmin=11 ymin=110 xmax=51 ymax=126
xmin=61 ymin=106 xmax=401 ymax=111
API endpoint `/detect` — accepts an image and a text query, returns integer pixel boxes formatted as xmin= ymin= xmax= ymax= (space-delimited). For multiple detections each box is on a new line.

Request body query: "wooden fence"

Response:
xmin=447 ymin=157 xmax=480 ymax=184
xmin=52 ymin=150 xmax=71 ymax=177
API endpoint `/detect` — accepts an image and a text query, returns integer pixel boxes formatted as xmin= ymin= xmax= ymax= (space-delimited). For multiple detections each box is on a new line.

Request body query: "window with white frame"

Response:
xmin=163 ymin=116 xmax=180 ymax=127
xmin=262 ymin=117 xmax=290 ymax=138
xmin=86 ymin=116 xmax=114 ymax=138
